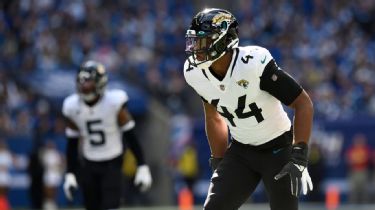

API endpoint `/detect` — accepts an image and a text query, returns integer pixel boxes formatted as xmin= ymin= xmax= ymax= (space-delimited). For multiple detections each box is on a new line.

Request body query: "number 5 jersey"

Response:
xmin=62 ymin=89 xmax=128 ymax=161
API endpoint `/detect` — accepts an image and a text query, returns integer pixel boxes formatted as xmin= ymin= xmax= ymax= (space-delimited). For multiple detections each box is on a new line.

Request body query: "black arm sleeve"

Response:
xmin=260 ymin=59 xmax=303 ymax=105
xmin=123 ymin=128 xmax=145 ymax=166
xmin=66 ymin=137 xmax=79 ymax=174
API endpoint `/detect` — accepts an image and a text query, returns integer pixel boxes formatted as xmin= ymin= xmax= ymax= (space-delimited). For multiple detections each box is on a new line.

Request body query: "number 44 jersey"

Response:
xmin=62 ymin=89 xmax=128 ymax=161
xmin=184 ymin=46 xmax=292 ymax=146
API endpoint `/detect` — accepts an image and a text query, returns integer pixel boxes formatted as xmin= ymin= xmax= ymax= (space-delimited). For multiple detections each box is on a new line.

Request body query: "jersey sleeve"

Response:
xmin=183 ymin=59 xmax=203 ymax=97
xmin=62 ymin=96 xmax=75 ymax=120
xmin=183 ymin=59 xmax=194 ymax=86
xmin=259 ymin=59 xmax=303 ymax=106
xmin=62 ymin=95 xmax=80 ymax=138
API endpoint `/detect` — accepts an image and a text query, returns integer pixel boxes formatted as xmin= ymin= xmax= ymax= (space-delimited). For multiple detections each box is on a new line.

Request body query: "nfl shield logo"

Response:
xmin=219 ymin=84 xmax=225 ymax=91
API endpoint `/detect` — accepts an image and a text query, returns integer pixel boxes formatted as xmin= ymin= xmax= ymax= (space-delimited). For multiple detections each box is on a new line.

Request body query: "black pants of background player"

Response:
xmin=28 ymin=151 xmax=44 ymax=209
xmin=204 ymin=129 xmax=298 ymax=210
xmin=80 ymin=155 xmax=123 ymax=210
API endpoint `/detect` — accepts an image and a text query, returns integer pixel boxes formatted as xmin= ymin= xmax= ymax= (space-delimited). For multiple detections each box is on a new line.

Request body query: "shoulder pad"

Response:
xmin=183 ymin=59 xmax=200 ymax=86
xmin=239 ymin=46 xmax=274 ymax=76
xmin=107 ymin=89 xmax=129 ymax=105
xmin=183 ymin=59 xmax=197 ymax=73
xmin=62 ymin=94 xmax=79 ymax=118
xmin=241 ymin=46 xmax=272 ymax=62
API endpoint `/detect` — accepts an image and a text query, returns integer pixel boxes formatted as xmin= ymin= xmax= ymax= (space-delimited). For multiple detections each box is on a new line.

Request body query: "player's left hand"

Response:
xmin=134 ymin=165 xmax=152 ymax=192
xmin=274 ymin=142 xmax=313 ymax=197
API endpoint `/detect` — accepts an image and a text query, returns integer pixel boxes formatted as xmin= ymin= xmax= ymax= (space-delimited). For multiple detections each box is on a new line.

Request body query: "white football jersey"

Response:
xmin=62 ymin=89 xmax=128 ymax=161
xmin=184 ymin=46 xmax=291 ymax=145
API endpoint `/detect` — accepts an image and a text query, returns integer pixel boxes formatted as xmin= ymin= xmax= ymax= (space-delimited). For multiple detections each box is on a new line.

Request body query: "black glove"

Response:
xmin=209 ymin=157 xmax=223 ymax=172
xmin=274 ymin=142 xmax=313 ymax=197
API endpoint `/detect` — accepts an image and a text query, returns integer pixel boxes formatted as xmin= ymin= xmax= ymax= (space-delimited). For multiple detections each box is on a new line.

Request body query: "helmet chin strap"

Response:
xmin=197 ymin=56 xmax=225 ymax=69
xmin=196 ymin=60 xmax=214 ymax=69
xmin=227 ymin=38 xmax=239 ymax=49
xmin=188 ymin=48 xmax=226 ymax=69
xmin=195 ymin=47 xmax=227 ymax=69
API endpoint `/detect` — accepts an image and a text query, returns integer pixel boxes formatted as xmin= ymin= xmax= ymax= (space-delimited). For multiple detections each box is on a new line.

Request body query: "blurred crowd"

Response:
xmin=1 ymin=0 xmax=375 ymax=135
xmin=0 ymin=0 xmax=375 ymax=208
xmin=240 ymin=0 xmax=375 ymax=120
xmin=0 ymin=0 xmax=374 ymax=138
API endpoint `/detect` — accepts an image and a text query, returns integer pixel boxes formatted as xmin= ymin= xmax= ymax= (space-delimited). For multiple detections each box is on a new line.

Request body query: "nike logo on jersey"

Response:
xmin=272 ymin=148 xmax=284 ymax=154
xmin=261 ymin=55 xmax=267 ymax=64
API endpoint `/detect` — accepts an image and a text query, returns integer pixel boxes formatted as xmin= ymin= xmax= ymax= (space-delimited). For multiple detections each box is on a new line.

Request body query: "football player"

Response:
xmin=62 ymin=60 xmax=152 ymax=210
xmin=184 ymin=8 xmax=313 ymax=210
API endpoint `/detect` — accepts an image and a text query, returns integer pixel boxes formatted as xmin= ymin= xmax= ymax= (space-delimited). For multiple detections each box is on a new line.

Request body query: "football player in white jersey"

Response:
xmin=62 ymin=60 xmax=152 ymax=210
xmin=184 ymin=8 xmax=314 ymax=210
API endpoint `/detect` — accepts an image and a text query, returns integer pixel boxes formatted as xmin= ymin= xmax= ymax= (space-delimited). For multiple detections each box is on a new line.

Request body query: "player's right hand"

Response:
xmin=63 ymin=173 xmax=78 ymax=201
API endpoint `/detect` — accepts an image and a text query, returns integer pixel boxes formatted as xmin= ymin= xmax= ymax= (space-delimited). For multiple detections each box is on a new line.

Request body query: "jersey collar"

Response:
xmin=203 ymin=48 xmax=239 ymax=92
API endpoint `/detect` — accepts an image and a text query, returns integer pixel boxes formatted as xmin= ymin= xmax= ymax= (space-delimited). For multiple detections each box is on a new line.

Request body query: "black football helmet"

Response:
xmin=76 ymin=60 xmax=108 ymax=103
xmin=185 ymin=8 xmax=239 ymax=68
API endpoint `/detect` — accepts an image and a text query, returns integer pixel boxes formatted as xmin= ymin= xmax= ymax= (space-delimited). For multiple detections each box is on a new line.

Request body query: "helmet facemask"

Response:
xmin=186 ymin=30 xmax=219 ymax=68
